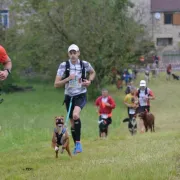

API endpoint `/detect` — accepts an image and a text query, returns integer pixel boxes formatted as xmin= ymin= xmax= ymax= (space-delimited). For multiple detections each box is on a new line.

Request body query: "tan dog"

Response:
xmin=51 ymin=116 xmax=72 ymax=158
xmin=138 ymin=111 xmax=155 ymax=132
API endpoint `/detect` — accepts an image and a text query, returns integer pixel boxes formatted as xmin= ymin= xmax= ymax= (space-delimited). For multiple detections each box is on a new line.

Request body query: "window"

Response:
xmin=164 ymin=13 xmax=173 ymax=24
xmin=156 ymin=38 xmax=173 ymax=46
xmin=0 ymin=10 xmax=9 ymax=28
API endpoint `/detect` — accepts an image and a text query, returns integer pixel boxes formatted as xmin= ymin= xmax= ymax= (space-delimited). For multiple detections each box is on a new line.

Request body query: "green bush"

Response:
xmin=87 ymin=83 xmax=101 ymax=101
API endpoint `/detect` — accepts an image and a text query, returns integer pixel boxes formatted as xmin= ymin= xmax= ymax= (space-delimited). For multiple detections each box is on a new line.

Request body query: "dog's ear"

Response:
xmin=54 ymin=116 xmax=59 ymax=124
xmin=60 ymin=116 xmax=64 ymax=121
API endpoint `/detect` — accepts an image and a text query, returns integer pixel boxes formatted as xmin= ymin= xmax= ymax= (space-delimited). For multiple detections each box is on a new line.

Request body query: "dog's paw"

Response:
xmin=60 ymin=148 xmax=64 ymax=154
xmin=55 ymin=146 xmax=59 ymax=151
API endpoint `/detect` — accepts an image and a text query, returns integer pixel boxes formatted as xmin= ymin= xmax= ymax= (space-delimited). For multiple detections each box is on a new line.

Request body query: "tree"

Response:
xmin=2 ymin=0 xmax=153 ymax=97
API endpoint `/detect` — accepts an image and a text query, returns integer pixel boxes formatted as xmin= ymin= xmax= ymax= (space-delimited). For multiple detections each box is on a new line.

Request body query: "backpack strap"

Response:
xmin=146 ymin=87 xmax=151 ymax=96
xmin=64 ymin=60 xmax=86 ymax=80
xmin=145 ymin=87 xmax=148 ymax=95
xmin=80 ymin=60 xmax=86 ymax=80
xmin=137 ymin=87 xmax=148 ymax=97
xmin=137 ymin=89 xmax=140 ymax=98
xmin=63 ymin=60 xmax=70 ymax=79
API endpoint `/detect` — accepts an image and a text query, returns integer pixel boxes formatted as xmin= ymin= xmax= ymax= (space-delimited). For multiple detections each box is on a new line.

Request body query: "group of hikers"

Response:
xmin=114 ymin=58 xmax=160 ymax=90
xmin=113 ymin=67 xmax=138 ymax=90
xmin=123 ymin=80 xmax=155 ymax=133
xmin=145 ymin=62 xmax=178 ymax=81
xmin=54 ymin=44 xmax=155 ymax=155
xmin=95 ymin=79 xmax=155 ymax=138
xmin=0 ymin=43 xmax=156 ymax=155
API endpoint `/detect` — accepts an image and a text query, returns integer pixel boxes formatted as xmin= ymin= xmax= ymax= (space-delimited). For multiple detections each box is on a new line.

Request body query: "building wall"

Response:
xmin=152 ymin=12 xmax=180 ymax=51
xmin=130 ymin=0 xmax=153 ymax=37
xmin=130 ymin=0 xmax=180 ymax=66
xmin=132 ymin=0 xmax=180 ymax=50
xmin=0 ymin=0 xmax=14 ymax=28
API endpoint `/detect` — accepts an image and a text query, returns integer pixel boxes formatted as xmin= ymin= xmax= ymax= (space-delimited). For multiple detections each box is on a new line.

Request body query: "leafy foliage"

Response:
xmin=2 ymin=0 xmax=154 ymax=96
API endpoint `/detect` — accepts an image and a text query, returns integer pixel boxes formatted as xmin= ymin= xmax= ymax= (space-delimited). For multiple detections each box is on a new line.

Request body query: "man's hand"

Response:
xmin=144 ymin=95 xmax=149 ymax=100
xmin=68 ymin=74 xmax=75 ymax=81
xmin=133 ymin=104 xmax=138 ymax=109
xmin=82 ymin=79 xmax=91 ymax=87
xmin=129 ymin=104 xmax=136 ymax=108
xmin=0 ymin=70 xmax=8 ymax=80
xmin=105 ymin=103 xmax=111 ymax=107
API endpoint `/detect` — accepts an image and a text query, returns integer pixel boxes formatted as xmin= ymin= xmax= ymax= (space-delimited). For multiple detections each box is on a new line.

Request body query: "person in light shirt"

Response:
xmin=54 ymin=44 xmax=96 ymax=154
xmin=136 ymin=80 xmax=155 ymax=133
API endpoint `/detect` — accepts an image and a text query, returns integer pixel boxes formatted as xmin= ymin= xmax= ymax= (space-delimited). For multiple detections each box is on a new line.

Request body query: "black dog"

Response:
xmin=123 ymin=116 xmax=137 ymax=135
xmin=172 ymin=73 xmax=180 ymax=80
xmin=98 ymin=116 xmax=112 ymax=138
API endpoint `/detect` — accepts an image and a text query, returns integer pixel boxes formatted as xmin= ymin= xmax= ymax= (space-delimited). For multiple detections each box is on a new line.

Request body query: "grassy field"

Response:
xmin=0 ymin=73 xmax=180 ymax=180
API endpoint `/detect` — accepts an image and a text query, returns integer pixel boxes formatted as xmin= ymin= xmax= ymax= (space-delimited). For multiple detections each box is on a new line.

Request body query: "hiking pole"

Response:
xmin=65 ymin=97 xmax=73 ymax=127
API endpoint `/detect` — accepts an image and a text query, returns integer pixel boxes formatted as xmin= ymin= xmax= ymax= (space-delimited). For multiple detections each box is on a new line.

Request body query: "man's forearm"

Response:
xmin=54 ymin=77 xmax=69 ymax=88
xmin=149 ymin=96 xmax=155 ymax=100
xmin=124 ymin=102 xmax=131 ymax=107
xmin=89 ymin=71 xmax=96 ymax=81
xmin=3 ymin=58 xmax=12 ymax=70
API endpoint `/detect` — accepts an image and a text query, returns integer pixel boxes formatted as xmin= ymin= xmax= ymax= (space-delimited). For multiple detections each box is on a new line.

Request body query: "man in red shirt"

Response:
xmin=0 ymin=45 xmax=12 ymax=80
xmin=95 ymin=89 xmax=116 ymax=138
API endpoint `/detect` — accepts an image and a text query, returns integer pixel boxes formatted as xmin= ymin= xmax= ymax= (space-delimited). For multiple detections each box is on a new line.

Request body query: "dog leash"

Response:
xmin=65 ymin=97 xmax=73 ymax=126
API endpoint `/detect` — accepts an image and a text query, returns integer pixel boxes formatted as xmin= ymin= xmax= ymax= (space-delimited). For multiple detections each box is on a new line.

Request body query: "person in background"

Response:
xmin=124 ymin=86 xmax=138 ymax=119
xmin=125 ymin=81 xmax=133 ymax=95
xmin=54 ymin=44 xmax=96 ymax=154
xmin=136 ymin=80 xmax=155 ymax=133
xmin=145 ymin=64 xmax=151 ymax=84
xmin=95 ymin=89 xmax=116 ymax=138
xmin=166 ymin=64 xmax=172 ymax=81
xmin=0 ymin=45 xmax=12 ymax=80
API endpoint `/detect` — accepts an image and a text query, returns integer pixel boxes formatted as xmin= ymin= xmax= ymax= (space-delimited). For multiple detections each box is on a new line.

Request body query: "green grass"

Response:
xmin=0 ymin=73 xmax=180 ymax=180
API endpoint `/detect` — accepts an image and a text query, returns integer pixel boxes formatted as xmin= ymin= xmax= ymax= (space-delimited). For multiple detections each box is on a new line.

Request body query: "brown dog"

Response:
xmin=51 ymin=116 xmax=72 ymax=158
xmin=138 ymin=111 xmax=155 ymax=132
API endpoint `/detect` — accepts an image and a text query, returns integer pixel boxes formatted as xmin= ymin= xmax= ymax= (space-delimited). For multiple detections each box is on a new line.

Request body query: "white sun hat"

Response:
xmin=68 ymin=44 xmax=79 ymax=52
xmin=140 ymin=80 xmax=146 ymax=87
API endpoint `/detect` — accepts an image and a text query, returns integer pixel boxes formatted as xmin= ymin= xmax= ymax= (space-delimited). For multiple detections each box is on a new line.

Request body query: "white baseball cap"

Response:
xmin=68 ymin=44 xmax=79 ymax=52
xmin=140 ymin=80 xmax=146 ymax=87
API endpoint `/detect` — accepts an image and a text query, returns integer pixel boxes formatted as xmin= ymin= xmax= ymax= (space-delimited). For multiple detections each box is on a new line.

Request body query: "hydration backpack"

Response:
xmin=137 ymin=87 xmax=149 ymax=98
xmin=63 ymin=60 xmax=86 ymax=80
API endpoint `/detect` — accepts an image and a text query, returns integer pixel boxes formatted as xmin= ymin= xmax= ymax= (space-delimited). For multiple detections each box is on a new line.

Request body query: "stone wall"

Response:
xmin=152 ymin=12 xmax=180 ymax=51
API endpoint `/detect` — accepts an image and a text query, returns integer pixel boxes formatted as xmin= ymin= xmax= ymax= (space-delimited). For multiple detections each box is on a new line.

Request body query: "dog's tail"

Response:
xmin=123 ymin=118 xmax=130 ymax=123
